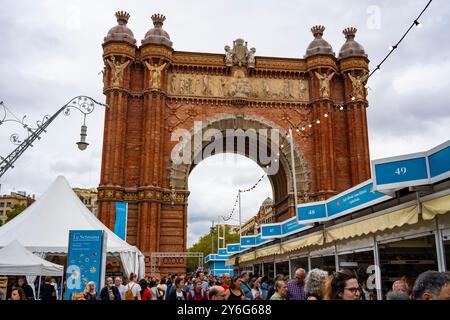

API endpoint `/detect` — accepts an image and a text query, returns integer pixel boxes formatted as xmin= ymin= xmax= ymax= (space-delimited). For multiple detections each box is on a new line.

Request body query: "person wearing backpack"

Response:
xmin=124 ymin=273 xmax=141 ymax=300
xmin=187 ymin=279 xmax=208 ymax=300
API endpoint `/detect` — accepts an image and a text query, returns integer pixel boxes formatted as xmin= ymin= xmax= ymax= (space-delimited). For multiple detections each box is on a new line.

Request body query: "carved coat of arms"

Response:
xmin=224 ymin=38 xmax=256 ymax=68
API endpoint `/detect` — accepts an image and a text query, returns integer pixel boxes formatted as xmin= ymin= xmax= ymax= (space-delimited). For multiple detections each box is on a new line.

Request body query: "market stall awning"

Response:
xmin=281 ymin=232 xmax=324 ymax=253
xmin=239 ymin=251 xmax=256 ymax=263
xmin=325 ymin=205 xmax=418 ymax=243
xmin=225 ymin=258 xmax=235 ymax=267
xmin=422 ymin=194 xmax=450 ymax=220
xmin=255 ymin=244 xmax=281 ymax=259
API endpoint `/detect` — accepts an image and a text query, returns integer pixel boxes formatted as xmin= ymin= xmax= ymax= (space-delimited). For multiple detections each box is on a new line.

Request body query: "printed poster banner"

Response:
xmin=65 ymin=230 xmax=107 ymax=300
xmin=114 ymin=202 xmax=128 ymax=240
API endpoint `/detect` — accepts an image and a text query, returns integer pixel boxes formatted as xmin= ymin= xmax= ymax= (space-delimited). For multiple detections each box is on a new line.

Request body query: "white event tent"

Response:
xmin=0 ymin=240 xmax=63 ymax=276
xmin=0 ymin=176 xmax=145 ymax=279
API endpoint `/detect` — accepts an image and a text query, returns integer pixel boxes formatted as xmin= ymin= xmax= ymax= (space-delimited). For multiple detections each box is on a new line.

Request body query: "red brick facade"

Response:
xmin=97 ymin=13 xmax=371 ymax=276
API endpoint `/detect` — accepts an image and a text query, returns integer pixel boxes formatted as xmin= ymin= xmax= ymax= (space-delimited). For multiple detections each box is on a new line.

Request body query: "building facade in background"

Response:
xmin=0 ymin=192 xmax=35 ymax=224
xmin=73 ymin=188 xmax=98 ymax=216
xmin=241 ymin=197 xmax=275 ymax=236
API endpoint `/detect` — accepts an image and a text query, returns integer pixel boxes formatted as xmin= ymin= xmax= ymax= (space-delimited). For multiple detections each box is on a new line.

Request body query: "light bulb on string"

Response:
xmin=324 ymin=113 xmax=328 ymax=118
xmin=301 ymin=127 xmax=305 ymax=131
xmin=308 ymin=124 xmax=312 ymax=128
xmin=351 ymin=96 xmax=356 ymax=101
xmin=296 ymin=127 xmax=300 ymax=133
xmin=316 ymin=119 xmax=321 ymax=124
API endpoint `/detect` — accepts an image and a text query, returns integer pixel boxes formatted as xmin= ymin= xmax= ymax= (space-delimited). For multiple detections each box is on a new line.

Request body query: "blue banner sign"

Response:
xmin=428 ymin=141 xmax=450 ymax=183
xmin=297 ymin=202 xmax=328 ymax=224
xmin=261 ymin=217 xmax=312 ymax=239
xmin=372 ymin=154 xmax=429 ymax=190
xmin=240 ymin=236 xmax=256 ymax=247
xmin=261 ymin=223 xmax=282 ymax=239
xmin=65 ymin=230 xmax=107 ymax=300
xmin=240 ymin=234 xmax=263 ymax=248
xmin=372 ymin=141 xmax=450 ymax=191
xmin=327 ymin=180 xmax=391 ymax=219
xmin=227 ymin=243 xmax=241 ymax=253
xmin=114 ymin=202 xmax=128 ymax=240
xmin=218 ymin=248 xmax=227 ymax=255
xmin=205 ymin=254 xmax=229 ymax=262
xmin=282 ymin=217 xmax=311 ymax=236
xmin=255 ymin=233 xmax=270 ymax=245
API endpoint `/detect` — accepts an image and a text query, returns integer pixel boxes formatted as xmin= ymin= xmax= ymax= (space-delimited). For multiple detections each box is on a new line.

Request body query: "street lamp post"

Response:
xmin=0 ymin=96 xmax=107 ymax=179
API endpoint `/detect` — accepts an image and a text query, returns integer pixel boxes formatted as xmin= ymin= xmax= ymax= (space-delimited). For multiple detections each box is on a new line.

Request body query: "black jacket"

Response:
xmin=169 ymin=289 xmax=186 ymax=301
xmin=20 ymin=284 xmax=35 ymax=300
xmin=99 ymin=286 xmax=121 ymax=300
xmin=40 ymin=283 xmax=57 ymax=300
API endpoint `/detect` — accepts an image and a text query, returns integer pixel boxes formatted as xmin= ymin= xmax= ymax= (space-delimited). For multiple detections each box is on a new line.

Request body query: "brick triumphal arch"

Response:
xmin=97 ymin=12 xmax=371 ymax=276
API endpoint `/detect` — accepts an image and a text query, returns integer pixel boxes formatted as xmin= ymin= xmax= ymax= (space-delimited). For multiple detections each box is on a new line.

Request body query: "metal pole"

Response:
xmin=211 ymin=220 xmax=215 ymax=254
xmin=307 ymin=255 xmax=312 ymax=272
xmin=223 ymin=223 xmax=226 ymax=249
xmin=37 ymin=276 xmax=42 ymax=300
xmin=288 ymin=257 xmax=292 ymax=279
xmin=273 ymin=261 xmax=277 ymax=277
xmin=334 ymin=243 xmax=339 ymax=271
xmin=238 ymin=190 xmax=242 ymax=238
xmin=289 ymin=128 xmax=299 ymax=219
xmin=217 ymin=216 xmax=220 ymax=252
xmin=434 ymin=216 xmax=446 ymax=272
xmin=261 ymin=262 xmax=264 ymax=277
xmin=373 ymin=236 xmax=383 ymax=301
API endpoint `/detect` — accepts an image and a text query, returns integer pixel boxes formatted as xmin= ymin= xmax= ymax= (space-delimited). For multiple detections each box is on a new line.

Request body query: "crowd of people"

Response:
xmin=3 ymin=268 xmax=449 ymax=300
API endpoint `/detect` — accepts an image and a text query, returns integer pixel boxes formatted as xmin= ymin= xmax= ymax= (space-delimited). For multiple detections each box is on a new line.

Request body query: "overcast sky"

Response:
xmin=0 ymin=0 xmax=448 ymax=247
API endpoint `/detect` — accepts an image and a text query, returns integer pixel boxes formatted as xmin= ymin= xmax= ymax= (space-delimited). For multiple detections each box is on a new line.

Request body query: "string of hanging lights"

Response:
xmin=221 ymin=173 xmax=266 ymax=221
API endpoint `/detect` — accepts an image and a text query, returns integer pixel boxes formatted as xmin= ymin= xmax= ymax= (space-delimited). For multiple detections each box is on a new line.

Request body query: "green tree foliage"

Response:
xmin=187 ymin=224 xmax=240 ymax=272
xmin=5 ymin=204 xmax=27 ymax=224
